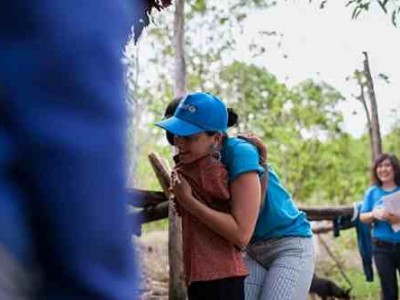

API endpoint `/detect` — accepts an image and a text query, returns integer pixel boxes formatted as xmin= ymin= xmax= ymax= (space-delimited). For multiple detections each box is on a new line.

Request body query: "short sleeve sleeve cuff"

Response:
xmin=225 ymin=139 xmax=265 ymax=182
xmin=360 ymin=186 xmax=375 ymax=213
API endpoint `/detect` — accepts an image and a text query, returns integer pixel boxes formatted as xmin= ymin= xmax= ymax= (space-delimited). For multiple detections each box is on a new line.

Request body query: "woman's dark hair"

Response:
xmin=227 ymin=108 xmax=239 ymax=127
xmin=163 ymin=97 xmax=183 ymax=145
xmin=164 ymin=97 xmax=183 ymax=119
xmin=371 ymin=153 xmax=400 ymax=186
xmin=163 ymin=97 xmax=239 ymax=145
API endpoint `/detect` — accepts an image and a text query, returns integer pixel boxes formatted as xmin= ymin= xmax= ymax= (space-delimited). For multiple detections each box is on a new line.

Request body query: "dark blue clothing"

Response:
xmin=332 ymin=202 xmax=374 ymax=282
xmin=0 ymin=1 xmax=139 ymax=298
xmin=354 ymin=202 xmax=374 ymax=282
xmin=373 ymin=240 xmax=400 ymax=300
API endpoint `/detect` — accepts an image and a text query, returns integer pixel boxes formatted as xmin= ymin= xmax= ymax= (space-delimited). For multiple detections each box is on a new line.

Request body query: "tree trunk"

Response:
xmin=355 ymin=75 xmax=374 ymax=162
xmin=174 ymin=0 xmax=186 ymax=98
xmin=169 ymin=1 xmax=187 ymax=296
xmin=125 ymin=43 xmax=142 ymax=187
xmin=363 ymin=51 xmax=382 ymax=161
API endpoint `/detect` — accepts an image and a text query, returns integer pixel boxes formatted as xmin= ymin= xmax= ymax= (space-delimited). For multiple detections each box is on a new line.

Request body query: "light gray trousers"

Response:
xmin=244 ymin=237 xmax=315 ymax=300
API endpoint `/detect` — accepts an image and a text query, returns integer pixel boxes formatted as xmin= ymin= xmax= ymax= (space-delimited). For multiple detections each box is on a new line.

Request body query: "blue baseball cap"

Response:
xmin=156 ymin=92 xmax=228 ymax=136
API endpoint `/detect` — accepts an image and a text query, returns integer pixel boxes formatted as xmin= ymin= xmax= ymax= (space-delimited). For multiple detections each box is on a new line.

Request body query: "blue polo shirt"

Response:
xmin=361 ymin=185 xmax=400 ymax=243
xmin=221 ymin=137 xmax=312 ymax=243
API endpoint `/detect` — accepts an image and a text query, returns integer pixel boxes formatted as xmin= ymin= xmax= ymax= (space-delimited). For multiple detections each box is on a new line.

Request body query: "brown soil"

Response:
xmin=135 ymin=230 xmax=169 ymax=300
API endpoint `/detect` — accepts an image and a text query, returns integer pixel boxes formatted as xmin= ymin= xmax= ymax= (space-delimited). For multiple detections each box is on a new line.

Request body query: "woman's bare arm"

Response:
xmin=172 ymin=171 xmax=261 ymax=248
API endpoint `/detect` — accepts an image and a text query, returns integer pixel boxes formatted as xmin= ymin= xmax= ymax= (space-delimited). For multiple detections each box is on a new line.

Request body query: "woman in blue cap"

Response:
xmin=157 ymin=92 xmax=314 ymax=300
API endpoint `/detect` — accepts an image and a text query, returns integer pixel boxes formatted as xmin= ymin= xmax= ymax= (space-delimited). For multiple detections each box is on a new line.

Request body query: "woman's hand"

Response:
xmin=171 ymin=170 xmax=193 ymax=205
xmin=237 ymin=133 xmax=267 ymax=167
xmin=385 ymin=212 xmax=400 ymax=225
xmin=372 ymin=207 xmax=388 ymax=221
xmin=169 ymin=171 xmax=261 ymax=248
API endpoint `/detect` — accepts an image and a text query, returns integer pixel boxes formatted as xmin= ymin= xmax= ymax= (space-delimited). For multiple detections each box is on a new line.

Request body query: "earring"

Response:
xmin=210 ymin=144 xmax=221 ymax=161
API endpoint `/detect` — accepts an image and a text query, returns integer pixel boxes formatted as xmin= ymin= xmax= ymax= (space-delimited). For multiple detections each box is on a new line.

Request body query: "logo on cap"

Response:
xmin=180 ymin=104 xmax=197 ymax=113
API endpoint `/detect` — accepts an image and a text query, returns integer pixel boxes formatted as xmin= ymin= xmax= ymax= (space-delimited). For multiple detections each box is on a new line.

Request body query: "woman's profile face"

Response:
xmin=376 ymin=158 xmax=395 ymax=185
xmin=174 ymin=132 xmax=219 ymax=164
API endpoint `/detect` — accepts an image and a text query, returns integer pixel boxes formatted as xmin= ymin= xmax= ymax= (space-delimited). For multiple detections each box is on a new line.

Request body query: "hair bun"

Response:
xmin=227 ymin=108 xmax=238 ymax=127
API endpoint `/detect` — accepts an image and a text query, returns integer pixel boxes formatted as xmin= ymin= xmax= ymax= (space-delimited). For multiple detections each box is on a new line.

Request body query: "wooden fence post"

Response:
xmin=148 ymin=153 xmax=186 ymax=299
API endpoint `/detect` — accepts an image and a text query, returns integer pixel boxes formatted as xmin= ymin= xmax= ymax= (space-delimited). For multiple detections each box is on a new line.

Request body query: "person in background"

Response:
xmin=360 ymin=153 xmax=400 ymax=300
xmin=0 ymin=0 xmax=170 ymax=298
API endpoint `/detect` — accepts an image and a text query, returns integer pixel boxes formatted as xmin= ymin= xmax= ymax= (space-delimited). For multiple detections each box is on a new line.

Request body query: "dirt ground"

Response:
xmin=135 ymin=230 xmax=169 ymax=300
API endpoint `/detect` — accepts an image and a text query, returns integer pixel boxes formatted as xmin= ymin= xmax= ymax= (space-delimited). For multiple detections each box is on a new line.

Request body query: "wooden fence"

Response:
xmin=129 ymin=152 xmax=356 ymax=299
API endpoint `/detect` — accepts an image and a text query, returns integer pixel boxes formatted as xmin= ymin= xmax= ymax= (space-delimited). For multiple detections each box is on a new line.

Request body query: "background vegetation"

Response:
xmin=128 ymin=1 xmax=400 ymax=298
xmin=125 ymin=0 xmax=400 ymax=205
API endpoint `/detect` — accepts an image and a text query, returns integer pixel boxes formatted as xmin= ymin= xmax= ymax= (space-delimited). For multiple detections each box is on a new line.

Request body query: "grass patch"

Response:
xmin=326 ymin=267 xmax=380 ymax=300
xmin=142 ymin=219 xmax=168 ymax=233
xmin=314 ymin=230 xmax=386 ymax=300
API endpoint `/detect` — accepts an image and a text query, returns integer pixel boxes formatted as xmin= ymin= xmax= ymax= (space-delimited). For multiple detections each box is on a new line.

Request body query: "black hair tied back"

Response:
xmin=227 ymin=108 xmax=238 ymax=127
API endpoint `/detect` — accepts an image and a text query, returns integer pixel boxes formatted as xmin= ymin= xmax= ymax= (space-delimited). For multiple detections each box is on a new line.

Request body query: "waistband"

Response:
xmin=373 ymin=239 xmax=400 ymax=249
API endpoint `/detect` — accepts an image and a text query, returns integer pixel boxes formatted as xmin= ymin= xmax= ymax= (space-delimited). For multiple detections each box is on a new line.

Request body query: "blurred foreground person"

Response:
xmin=0 ymin=0 xmax=169 ymax=298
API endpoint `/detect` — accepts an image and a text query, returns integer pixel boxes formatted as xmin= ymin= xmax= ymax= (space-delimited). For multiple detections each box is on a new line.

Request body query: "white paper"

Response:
xmin=382 ymin=190 xmax=400 ymax=232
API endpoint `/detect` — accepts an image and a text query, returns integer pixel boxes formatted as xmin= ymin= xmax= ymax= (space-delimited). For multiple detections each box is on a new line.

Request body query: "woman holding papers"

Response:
xmin=360 ymin=153 xmax=400 ymax=300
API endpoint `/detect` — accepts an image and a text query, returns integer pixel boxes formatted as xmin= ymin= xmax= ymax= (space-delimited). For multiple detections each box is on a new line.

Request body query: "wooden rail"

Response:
xmin=130 ymin=153 xmax=357 ymax=299
xmin=133 ymin=194 xmax=355 ymax=223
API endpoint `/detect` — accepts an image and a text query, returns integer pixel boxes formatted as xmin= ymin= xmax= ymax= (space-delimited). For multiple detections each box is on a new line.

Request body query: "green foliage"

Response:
xmin=310 ymin=134 xmax=370 ymax=205
xmin=328 ymin=267 xmax=380 ymax=299
xmin=384 ymin=119 xmax=400 ymax=156
xmin=218 ymin=62 xmax=369 ymax=204
xmin=126 ymin=0 xmax=400 ymax=207
xmin=311 ymin=0 xmax=400 ymax=26
xmin=316 ymin=230 xmax=383 ymax=300
xmin=191 ymin=0 xmax=207 ymax=13
xmin=142 ymin=219 xmax=169 ymax=232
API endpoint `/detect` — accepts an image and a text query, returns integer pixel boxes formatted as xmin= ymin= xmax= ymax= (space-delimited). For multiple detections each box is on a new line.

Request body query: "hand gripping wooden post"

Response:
xmin=148 ymin=152 xmax=186 ymax=300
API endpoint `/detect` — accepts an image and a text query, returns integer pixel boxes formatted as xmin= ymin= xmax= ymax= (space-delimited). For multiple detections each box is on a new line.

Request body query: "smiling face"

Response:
xmin=174 ymin=132 xmax=222 ymax=164
xmin=376 ymin=158 xmax=395 ymax=185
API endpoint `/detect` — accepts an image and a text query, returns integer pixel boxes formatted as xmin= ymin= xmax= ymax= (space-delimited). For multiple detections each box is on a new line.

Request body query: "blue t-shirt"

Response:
xmin=361 ymin=185 xmax=400 ymax=243
xmin=221 ymin=137 xmax=312 ymax=242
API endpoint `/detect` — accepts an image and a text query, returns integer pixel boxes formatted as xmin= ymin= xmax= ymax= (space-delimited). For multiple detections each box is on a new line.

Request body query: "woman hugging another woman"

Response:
xmin=156 ymin=92 xmax=314 ymax=300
